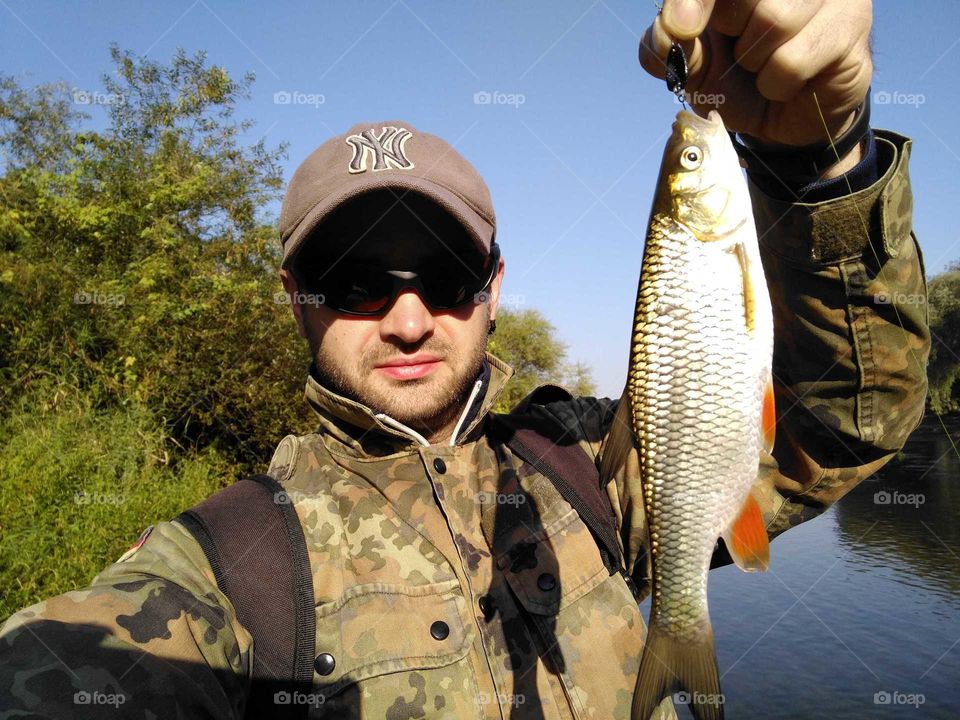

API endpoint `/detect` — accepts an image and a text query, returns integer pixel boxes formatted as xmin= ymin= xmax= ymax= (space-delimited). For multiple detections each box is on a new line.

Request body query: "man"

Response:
xmin=0 ymin=1 xmax=929 ymax=718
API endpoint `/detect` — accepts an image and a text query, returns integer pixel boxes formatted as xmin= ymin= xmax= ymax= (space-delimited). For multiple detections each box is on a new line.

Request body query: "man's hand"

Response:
xmin=640 ymin=0 xmax=873 ymax=150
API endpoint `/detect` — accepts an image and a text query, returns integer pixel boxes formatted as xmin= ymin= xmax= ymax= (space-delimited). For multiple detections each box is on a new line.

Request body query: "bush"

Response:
xmin=0 ymin=387 xmax=234 ymax=620
xmin=0 ymin=48 xmax=317 ymax=467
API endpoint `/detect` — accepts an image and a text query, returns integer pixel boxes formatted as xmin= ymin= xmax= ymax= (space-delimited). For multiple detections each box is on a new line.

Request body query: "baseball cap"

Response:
xmin=279 ymin=120 xmax=496 ymax=269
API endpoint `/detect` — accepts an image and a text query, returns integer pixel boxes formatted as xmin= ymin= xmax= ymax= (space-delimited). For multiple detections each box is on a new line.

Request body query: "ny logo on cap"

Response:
xmin=345 ymin=126 xmax=415 ymax=174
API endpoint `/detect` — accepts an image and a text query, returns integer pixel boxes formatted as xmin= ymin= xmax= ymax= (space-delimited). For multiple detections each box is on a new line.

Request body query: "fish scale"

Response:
xmin=633 ymin=216 xmax=762 ymax=643
xmin=600 ymin=110 xmax=774 ymax=720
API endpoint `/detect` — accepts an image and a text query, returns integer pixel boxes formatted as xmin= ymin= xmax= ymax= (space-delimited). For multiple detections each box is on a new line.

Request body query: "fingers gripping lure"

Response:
xmin=647 ymin=2 xmax=689 ymax=107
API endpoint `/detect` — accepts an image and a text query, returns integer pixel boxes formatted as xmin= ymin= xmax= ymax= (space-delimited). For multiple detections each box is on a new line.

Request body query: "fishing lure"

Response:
xmin=665 ymin=42 xmax=688 ymax=105
xmin=648 ymin=2 xmax=689 ymax=106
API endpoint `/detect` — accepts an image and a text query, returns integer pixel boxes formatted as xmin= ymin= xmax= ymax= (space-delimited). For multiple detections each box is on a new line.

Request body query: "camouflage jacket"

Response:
xmin=0 ymin=130 xmax=929 ymax=719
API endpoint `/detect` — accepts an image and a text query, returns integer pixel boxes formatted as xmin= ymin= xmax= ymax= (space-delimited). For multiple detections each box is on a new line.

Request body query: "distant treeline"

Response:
xmin=928 ymin=264 xmax=960 ymax=414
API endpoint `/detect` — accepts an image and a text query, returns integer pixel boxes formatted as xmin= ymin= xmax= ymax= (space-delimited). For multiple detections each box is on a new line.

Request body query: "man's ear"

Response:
xmin=279 ymin=269 xmax=308 ymax=339
xmin=486 ymin=257 xmax=505 ymax=323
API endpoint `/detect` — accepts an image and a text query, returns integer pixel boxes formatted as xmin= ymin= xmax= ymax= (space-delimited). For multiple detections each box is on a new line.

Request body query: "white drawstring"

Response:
xmin=374 ymin=413 xmax=430 ymax=447
xmin=373 ymin=375 xmax=483 ymax=448
xmin=449 ymin=377 xmax=484 ymax=447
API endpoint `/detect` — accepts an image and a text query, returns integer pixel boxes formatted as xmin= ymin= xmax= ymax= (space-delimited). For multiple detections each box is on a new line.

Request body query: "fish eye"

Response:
xmin=679 ymin=146 xmax=703 ymax=170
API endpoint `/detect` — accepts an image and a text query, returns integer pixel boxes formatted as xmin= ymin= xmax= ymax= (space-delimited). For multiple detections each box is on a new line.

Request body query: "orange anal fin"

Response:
xmin=761 ymin=379 xmax=776 ymax=455
xmin=722 ymin=491 xmax=770 ymax=572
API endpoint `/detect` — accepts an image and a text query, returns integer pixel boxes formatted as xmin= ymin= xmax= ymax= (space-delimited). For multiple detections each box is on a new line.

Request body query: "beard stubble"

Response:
xmin=305 ymin=319 xmax=488 ymax=437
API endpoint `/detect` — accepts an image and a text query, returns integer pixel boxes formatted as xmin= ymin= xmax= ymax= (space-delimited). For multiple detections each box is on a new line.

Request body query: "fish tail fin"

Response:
xmin=631 ymin=623 xmax=724 ymax=720
xmin=599 ymin=389 xmax=634 ymax=485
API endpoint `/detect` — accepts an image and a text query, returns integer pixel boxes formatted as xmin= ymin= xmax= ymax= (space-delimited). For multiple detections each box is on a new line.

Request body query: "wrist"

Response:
xmin=747 ymin=129 xmax=879 ymax=204
xmin=730 ymin=89 xmax=872 ymax=186
xmin=816 ymin=108 xmax=863 ymax=179
xmin=818 ymin=136 xmax=864 ymax=180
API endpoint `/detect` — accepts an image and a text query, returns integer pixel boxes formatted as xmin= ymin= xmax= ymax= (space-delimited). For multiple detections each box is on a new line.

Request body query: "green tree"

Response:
xmin=1 ymin=47 xmax=314 ymax=470
xmin=927 ymin=263 xmax=960 ymax=414
xmin=488 ymin=308 xmax=596 ymax=412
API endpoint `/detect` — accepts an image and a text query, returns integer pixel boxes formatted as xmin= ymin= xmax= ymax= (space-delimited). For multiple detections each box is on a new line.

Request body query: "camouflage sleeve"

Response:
xmin=0 ymin=519 xmax=251 ymax=719
xmin=524 ymin=129 xmax=929 ymax=584
xmin=746 ymin=129 xmax=930 ymax=542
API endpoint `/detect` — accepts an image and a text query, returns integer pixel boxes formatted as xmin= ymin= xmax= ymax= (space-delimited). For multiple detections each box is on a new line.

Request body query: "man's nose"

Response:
xmin=378 ymin=289 xmax=435 ymax=344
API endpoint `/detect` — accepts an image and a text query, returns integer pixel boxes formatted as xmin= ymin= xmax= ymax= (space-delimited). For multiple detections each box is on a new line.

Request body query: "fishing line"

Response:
xmin=811 ymin=90 xmax=960 ymax=466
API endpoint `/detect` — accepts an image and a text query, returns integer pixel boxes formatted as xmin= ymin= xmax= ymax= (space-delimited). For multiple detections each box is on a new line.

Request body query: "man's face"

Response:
xmin=280 ymin=191 xmax=504 ymax=441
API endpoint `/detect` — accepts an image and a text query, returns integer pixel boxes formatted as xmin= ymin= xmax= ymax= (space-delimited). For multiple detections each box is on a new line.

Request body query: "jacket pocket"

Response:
xmin=499 ymin=507 xmax=645 ymax=719
xmin=309 ymin=580 xmax=481 ymax=718
xmin=497 ymin=507 xmax=608 ymax=614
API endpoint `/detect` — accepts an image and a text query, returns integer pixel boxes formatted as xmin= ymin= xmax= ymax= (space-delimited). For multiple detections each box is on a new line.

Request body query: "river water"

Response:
xmin=648 ymin=413 xmax=960 ymax=719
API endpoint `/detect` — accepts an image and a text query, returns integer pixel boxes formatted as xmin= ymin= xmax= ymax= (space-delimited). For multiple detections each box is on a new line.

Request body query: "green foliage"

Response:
xmin=0 ymin=387 xmax=231 ymax=620
xmin=0 ymin=76 xmax=86 ymax=172
xmin=927 ymin=263 xmax=960 ymax=414
xmin=488 ymin=308 xmax=597 ymax=412
xmin=1 ymin=47 xmax=316 ymax=469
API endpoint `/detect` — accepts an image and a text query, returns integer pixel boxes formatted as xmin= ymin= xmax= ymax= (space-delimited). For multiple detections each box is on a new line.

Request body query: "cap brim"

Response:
xmin=281 ymin=174 xmax=494 ymax=269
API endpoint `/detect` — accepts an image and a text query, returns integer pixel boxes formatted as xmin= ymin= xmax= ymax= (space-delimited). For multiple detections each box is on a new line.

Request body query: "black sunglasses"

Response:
xmin=295 ymin=243 xmax=500 ymax=316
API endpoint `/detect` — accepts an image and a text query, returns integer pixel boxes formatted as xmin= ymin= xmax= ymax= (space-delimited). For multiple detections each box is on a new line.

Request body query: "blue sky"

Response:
xmin=2 ymin=0 xmax=957 ymax=398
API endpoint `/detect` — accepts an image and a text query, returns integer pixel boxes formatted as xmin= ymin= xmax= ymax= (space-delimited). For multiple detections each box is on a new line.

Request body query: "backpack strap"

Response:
xmin=488 ymin=412 xmax=624 ymax=577
xmin=175 ymin=474 xmax=315 ymax=719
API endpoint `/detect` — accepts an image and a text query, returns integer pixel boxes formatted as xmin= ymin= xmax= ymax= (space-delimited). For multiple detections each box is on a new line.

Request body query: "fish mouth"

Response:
xmin=671 ymin=109 xmax=725 ymax=137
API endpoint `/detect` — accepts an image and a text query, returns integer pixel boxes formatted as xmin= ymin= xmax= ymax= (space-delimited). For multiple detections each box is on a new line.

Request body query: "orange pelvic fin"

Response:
xmin=722 ymin=490 xmax=770 ymax=573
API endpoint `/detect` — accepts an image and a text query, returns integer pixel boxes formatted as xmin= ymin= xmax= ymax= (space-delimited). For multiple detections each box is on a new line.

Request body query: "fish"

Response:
xmin=599 ymin=109 xmax=775 ymax=720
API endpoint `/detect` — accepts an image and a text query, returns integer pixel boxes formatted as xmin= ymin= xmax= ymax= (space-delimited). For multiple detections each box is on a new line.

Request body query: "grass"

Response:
xmin=0 ymin=392 xmax=236 ymax=621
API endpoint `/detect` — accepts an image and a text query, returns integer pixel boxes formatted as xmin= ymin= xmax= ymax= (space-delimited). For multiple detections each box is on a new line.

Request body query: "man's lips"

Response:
xmin=374 ymin=354 xmax=442 ymax=380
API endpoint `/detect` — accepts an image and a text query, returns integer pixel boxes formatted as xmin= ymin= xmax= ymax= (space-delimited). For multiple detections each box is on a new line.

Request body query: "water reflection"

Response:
xmin=689 ymin=413 xmax=960 ymax=719
xmin=834 ymin=414 xmax=960 ymax=602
